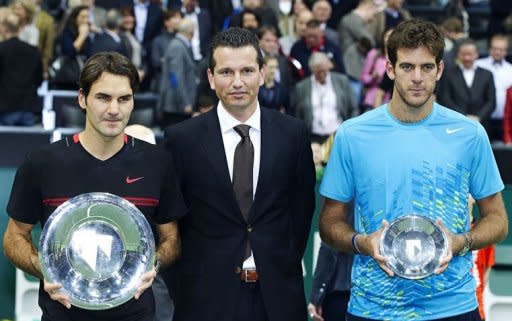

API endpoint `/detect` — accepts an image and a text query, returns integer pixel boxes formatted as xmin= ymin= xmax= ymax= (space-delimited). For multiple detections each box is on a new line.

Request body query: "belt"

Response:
xmin=239 ymin=268 xmax=258 ymax=282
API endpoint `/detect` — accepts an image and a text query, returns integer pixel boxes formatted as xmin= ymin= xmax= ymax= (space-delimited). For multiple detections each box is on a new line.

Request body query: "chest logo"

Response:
xmin=446 ymin=127 xmax=464 ymax=134
xmin=126 ymin=176 xmax=144 ymax=184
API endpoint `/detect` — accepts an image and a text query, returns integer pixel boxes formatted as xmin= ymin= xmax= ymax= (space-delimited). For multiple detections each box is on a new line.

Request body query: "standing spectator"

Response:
xmin=368 ymin=0 xmax=411 ymax=46
xmin=311 ymin=0 xmax=339 ymax=48
xmin=293 ymin=51 xmax=356 ymax=143
xmin=440 ymin=16 xmax=467 ymax=70
xmin=151 ymin=9 xmax=182 ymax=92
xmin=35 ymin=0 xmax=54 ymax=78
xmin=438 ymin=38 xmax=496 ymax=129
xmin=290 ymin=19 xmax=345 ymax=80
xmin=337 ymin=0 xmax=377 ymax=54
xmin=119 ymin=7 xmax=146 ymax=84
xmin=0 ymin=13 xmax=42 ymax=126
xmin=60 ymin=5 xmax=92 ymax=59
xmin=180 ymin=0 xmax=212 ymax=62
xmin=165 ymin=27 xmax=316 ymax=321
xmin=158 ymin=18 xmax=197 ymax=116
xmin=12 ymin=0 xmax=39 ymax=46
xmin=360 ymin=28 xmax=393 ymax=110
xmin=258 ymin=55 xmax=289 ymax=113
xmin=90 ymin=9 xmax=128 ymax=56
xmin=443 ymin=0 xmax=469 ymax=37
xmin=279 ymin=7 xmax=312 ymax=55
xmin=120 ymin=0 xmax=164 ymax=91
xmin=319 ymin=19 xmax=508 ymax=321
xmin=475 ymin=34 xmax=512 ymax=142
xmin=308 ymin=241 xmax=353 ymax=321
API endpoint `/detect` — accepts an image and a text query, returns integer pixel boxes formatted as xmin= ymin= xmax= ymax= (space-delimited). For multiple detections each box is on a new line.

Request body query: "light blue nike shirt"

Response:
xmin=320 ymin=103 xmax=504 ymax=320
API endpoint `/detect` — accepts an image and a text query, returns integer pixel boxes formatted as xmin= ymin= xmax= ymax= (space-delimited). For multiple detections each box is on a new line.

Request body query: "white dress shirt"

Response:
xmin=459 ymin=63 xmax=476 ymax=89
xmin=476 ymin=56 xmax=512 ymax=119
xmin=311 ymin=74 xmax=340 ymax=135
xmin=133 ymin=0 xmax=149 ymax=43
xmin=217 ymin=103 xmax=261 ymax=269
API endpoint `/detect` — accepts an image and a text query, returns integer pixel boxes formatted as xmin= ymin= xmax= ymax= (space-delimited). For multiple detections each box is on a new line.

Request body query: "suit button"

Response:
xmin=247 ymin=225 xmax=252 ymax=232
xmin=235 ymin=266 xmax=242 ymax=274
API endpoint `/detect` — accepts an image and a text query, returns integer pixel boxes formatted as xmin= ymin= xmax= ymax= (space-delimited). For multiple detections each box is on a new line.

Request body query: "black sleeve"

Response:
xmin=7 ymin=156 xmax=42 ymax=225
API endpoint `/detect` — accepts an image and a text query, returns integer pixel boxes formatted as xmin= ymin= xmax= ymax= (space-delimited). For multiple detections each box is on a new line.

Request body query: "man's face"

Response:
xmin=313 ymin=0 xmax=331 ymax=23
xmin=259 ymin=31 xmax=278 ymax=55
xmin=164 ymin=13 xmax=182 ymax=32
xmin=305 ymin=26 xmax=322 ymax=48
xmin=387 ymin=46 xmax=443 ymax=109
xmin=295 ymin=11 xmax=313 ymax=37
xmin=242 ymin=13 xmax=259 ymax=30
xmin=490 ymin=38 xmax=508 ymax=62
xmin=311 ymin=64 xmax=330 ymax=84
xmin=457 ymin=43 xmax=478 ymax=69
xmin=208 ymin=46 xmax=264 ymax=116
xmin=387 ymin=0 xmax=404 ymax=10
xmin=264 ymin=58 xmax=279 ymax=81
xmin=79 ymin=72 xmax=134 ymax=139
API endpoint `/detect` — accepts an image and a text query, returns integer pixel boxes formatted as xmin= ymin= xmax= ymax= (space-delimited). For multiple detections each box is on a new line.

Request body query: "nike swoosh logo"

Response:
xmin=446 ymin=128 xmax=464 ymax=134
xmin=126 ymin=176 xmax=144 ymax=184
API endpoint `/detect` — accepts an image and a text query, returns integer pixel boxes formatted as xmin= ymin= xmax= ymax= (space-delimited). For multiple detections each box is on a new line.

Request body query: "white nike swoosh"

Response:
xmin=446 ymin=128 xmax=464 ymax=134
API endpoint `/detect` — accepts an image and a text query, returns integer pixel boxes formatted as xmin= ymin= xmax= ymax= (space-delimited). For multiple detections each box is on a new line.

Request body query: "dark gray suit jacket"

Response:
xmin=292 ymin=72 xmax=357 ymax=132
xmin=158 ymin=35 xmax=197 ymax=113
xmin=438 ymin=65 xmax=496 ymax=121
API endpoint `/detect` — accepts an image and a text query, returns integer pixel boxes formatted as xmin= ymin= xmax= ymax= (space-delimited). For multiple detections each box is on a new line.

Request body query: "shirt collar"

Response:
xmin=312 ymin=72 xmax=332 ymax=87
xmin=217 ymin=102 xmax=261 ymax=134
xmin=458 ymin=63 xmax=476 ymax=72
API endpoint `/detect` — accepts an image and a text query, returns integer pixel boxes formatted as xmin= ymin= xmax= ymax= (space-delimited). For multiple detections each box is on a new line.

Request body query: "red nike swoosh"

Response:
xmin=126 ymin=176 xmax=144 ymax=184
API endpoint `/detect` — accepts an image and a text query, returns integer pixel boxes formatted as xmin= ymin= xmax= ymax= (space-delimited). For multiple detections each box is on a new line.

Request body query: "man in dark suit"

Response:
xmin=165 ymin=27 xmax=316 ymax=321
xmin=90 ymin=9 xmax=128 ymax=57
xmin=179 ymin=0 xmax=212 ymax=61
xmin=438 ymin=38 xmax=496 ymax=128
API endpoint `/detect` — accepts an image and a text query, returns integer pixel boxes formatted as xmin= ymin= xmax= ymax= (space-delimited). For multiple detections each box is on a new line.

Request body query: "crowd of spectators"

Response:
xmin=0 ymin=0 xmax=512 ymax=143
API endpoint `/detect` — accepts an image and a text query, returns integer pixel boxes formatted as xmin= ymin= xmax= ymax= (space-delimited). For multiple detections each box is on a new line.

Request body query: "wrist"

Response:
xmin=457 ymin=232 xmax=473 ymax=256
xmin=352 ymin=232 xmax=365 ymax=255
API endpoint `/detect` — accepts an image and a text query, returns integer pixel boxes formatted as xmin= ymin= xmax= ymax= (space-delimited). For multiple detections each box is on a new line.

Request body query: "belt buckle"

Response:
xmin=243 ymin=269 xmax=257 ymax=283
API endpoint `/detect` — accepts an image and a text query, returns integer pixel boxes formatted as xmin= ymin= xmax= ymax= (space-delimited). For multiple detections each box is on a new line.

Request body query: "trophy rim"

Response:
xmin=39 ymin=192 xmax=156 ymax=310
xmin=379 ymin=214 xmax=448 ymax=280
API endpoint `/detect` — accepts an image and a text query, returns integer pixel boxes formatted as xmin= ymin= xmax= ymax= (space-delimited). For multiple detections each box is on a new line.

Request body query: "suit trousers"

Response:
xmin=235 ymin=282 xmax=269 ymax=321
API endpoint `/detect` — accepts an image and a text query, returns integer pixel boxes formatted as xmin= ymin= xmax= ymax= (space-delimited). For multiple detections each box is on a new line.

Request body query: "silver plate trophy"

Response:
xmin=39 ymin=192 xmax=155 ymax=310
xmin=380 ymin=214 xmax=448 ymax=279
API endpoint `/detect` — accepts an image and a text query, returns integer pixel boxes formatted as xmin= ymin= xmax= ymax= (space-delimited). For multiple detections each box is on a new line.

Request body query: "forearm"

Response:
xmin=155 ymin=222 xmax=180 ymax=269
xmin=3 ymin=222 xmax=42 ymax=279
xmin=319 ymin=199 xmax=357 ymax=253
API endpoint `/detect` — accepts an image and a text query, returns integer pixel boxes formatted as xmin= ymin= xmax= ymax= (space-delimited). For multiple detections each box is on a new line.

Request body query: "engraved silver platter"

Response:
xmin=380 ymin=214 xmax=448 ymax=279
xmin=39 ymin=192 xmax=155 ymax=310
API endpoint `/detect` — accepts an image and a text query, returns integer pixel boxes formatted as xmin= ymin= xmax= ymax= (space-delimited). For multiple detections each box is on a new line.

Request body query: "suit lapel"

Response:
xmin=251 ymin=108 xmax=277 ymax=222
xmin=200 ymin=109 xmax=243 ymax=222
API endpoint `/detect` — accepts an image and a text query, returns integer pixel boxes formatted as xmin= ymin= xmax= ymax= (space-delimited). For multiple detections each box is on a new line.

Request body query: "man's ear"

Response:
xmin=385 ymin=60 xmax=396 ymax=81
xmin=78 ymin=89 xmax=87 ymax=111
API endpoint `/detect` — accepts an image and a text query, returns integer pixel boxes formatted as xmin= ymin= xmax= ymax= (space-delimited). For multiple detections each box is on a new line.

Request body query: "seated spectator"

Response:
xmin=368 ymin=0 xmax=411 ymax=44
xmin=11 ymin=0 xmax=39 ymax=46
xmin=60 ymin=5 xmax=92 ymax=59
xmin=312 ymin=0 xmax=339 ymax=48
xmin=239 ymin=8 xmax=261 ymax=34
xmin=290 ymin=19 xmax=345 ymax=81
xmin=258 ymin=25 xmax=292 ymax=92
xmin=278 ymin=0 xmax=308 ymax=38
xmin=360 ymin=28 xmax=394 ymax=111
xmin=258 ymin=55 xmax=289 ymax=113
xmin=293 ymin=52 xmax=356 ymax=143
xmin=229 ymin=0 xmax=280 ymax=35
xmin=279 ymin=8 xmax=312 ymax=56
xmin=0 ymin=12 xmax=43 ymax=126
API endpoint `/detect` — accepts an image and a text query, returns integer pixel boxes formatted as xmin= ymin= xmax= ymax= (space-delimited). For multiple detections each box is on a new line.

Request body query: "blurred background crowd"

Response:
xmin=0 ymin=0 xmax=512 ymax=145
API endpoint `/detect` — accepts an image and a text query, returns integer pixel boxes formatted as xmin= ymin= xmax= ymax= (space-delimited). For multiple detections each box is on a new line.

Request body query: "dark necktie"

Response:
xmin=233 ymin=124 xmax=253 ymax=221
xmin=232 ymin=124 xmax=253 ymax=260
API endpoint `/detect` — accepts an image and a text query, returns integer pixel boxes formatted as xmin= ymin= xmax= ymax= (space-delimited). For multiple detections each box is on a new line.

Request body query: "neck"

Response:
xmin=388 ymin=94 xmax=434 ymax=123
xmin=224 ymin=103 xmax=258 ymax=123
xmin=79 ymin=128 xmax=125 ymax=161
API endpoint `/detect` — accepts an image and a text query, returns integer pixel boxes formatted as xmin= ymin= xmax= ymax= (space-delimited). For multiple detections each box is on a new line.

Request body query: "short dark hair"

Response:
xmin=79 ymin=52 xmax=140 ymax=98
xmin=208 ymin=27 xmax=264 ymax=71
xmin=386 ymin=19 xmax=444 ymax=67
xmin=257 ymin=24 xmax=278 ymax=39
xmin=455 ymin=37 xmax=477 ymax=54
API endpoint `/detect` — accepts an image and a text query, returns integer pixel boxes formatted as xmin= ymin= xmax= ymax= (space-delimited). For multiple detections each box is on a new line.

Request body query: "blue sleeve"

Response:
xmin=319 ymin=126 xmax=354 ymax=202
xmin=470 ymin=124 xmax=504 ymax=200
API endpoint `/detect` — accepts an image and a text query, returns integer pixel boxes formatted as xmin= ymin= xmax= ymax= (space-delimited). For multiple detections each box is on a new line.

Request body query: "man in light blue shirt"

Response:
xmin=319 ymin=19 xmax=509 ymax=321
